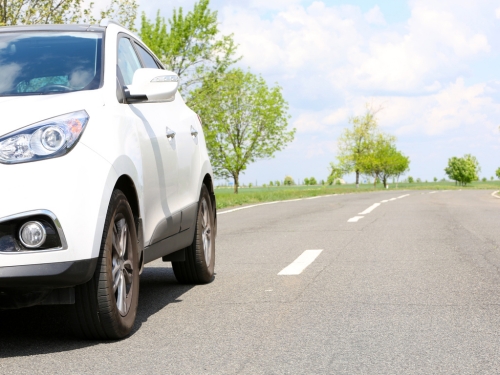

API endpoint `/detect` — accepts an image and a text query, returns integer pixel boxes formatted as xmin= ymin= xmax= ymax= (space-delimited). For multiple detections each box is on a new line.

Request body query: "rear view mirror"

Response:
xmin=125 ymin=68 xmax=179 ymax=103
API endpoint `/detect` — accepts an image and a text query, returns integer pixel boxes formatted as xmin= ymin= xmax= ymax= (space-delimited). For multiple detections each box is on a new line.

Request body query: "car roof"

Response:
xmin=0 ymin=24 xmax=106 ymax=33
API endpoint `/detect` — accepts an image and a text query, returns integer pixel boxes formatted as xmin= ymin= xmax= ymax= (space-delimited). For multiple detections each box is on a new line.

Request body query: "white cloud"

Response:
xmin=221 ymin=0 xmax=491 ymax=98
xmin=364 ymin=5 xmax=386 ymax=25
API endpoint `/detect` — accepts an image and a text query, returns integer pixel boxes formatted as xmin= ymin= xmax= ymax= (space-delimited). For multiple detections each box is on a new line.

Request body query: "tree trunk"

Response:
xmin=373 ymin=175 xmax=377 ymax=188
xmin=383 ymin=176 xmax=387 ymax=188
xmin=355 ymin=170 xmax=360 ymax=188
xmin=233 ymin=173 xmax=239 ymax=194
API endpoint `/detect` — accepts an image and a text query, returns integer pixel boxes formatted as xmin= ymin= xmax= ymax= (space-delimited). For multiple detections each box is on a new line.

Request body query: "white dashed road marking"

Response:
xmin=278 ymin=250 xmax=323 ymax=276
xmin=359 ymin=203 xmax=380 ymax=215
xmin=348 ymin=216 xmax=364 ymax=223
xmin=349 ymin=193 xmax=411 ymax=222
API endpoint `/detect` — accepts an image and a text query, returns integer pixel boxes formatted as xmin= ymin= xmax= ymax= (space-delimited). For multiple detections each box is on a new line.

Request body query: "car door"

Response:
xmin=117 ymin=36 xmax=182 ymax=245
xmin=175 ymin=109 xmax=202 ymax=230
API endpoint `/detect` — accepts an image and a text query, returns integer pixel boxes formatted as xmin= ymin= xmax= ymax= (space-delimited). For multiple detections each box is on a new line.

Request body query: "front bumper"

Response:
xmin=0 ymin=143 xmax=117 ymax=269
xmin=0 ymin=258 xmax=97 ymax=289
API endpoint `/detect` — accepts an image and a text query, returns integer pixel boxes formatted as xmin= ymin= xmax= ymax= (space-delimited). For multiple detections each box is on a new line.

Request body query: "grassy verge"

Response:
xmin=214 ymin=181 xmax=500 ymax=210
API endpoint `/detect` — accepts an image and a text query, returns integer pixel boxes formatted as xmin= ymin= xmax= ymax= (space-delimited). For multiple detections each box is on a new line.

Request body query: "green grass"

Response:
xmin=214 ymin=180 xmax=500 ymax=210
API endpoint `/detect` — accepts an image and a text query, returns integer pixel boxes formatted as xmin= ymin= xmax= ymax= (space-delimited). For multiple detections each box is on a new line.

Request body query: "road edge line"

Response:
xmin=218 ymin=194 xmax=338 ymax=215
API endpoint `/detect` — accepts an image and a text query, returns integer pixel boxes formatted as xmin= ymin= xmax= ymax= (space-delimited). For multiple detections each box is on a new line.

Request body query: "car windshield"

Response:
xmin=0 ymin=31 xmax=103 ymax=96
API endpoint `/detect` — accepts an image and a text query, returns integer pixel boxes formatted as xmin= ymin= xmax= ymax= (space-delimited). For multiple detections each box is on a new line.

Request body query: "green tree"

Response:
xmin=444 ymin=154 xmax=481 ymax=186
xmin=327 ymin=162 xmax=344 ymax=185
xmin=496 ymin=167 xmax=500 ymax=179
xmin=140 ymin=0 xmax=238 ymax=94
xmin=309 ymin=177 xmax=317 ymax=185
xmin=358 ymin=133 xmax=409 ymax=188
xmin=0 ymin=0 xmax=137 ymax=29
xmin=284 ymin=176 xmax=294 ymax=186
xmin=303 ymin=178 xmax=310 ymax=186
xmin=275 ymin=180 xmax=280 ymax=186
xmin=408 ymin=176 xmax=414 ymax=183
xmin=269 ymin=181 xmax=274 ymax=186
xmin=337 ymin=109 xmax=379 ymax=188
xmin=433 ymin=177 xmax=437 ymax=182
xmin=189 ymin=68 xmax=294 ymax=193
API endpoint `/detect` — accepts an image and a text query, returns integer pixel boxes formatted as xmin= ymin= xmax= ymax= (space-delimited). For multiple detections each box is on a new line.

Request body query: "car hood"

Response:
xmin=0 ymin=90 xmax=105 ymax=136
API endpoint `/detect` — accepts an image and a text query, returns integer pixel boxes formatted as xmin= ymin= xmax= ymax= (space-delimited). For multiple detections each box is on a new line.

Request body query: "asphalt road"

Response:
xmin=1 ymin=190 xmax=500 ymax=374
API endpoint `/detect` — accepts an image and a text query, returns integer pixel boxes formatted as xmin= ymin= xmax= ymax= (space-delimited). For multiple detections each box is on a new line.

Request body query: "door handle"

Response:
xmin=190 ymin=126 xmax=198 ymax=138
xmin=166 ymin=127 xmax=176 ymax=140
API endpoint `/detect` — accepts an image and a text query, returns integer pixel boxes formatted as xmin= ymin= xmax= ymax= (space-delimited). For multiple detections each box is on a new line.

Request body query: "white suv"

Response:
xmin=0 ymin=21 xmax=216 ymax=339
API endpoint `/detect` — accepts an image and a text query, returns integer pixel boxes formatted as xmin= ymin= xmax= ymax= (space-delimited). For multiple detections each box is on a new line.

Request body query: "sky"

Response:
xmin=137 ymin=0 xmax=500 ymax=184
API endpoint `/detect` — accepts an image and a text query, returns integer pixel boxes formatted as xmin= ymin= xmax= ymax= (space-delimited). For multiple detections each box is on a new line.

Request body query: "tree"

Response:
xmin=0 ymin=0 xmax=137 ymax=29
xmin=303 ymin=178 xmax=310 ymax=186
xmin=309 ymin=177 xmax=317 ymax=185
xmin=358 ymin=133 xmax=409 ymax=188
xmin=408 ymin=176 xmax=414 ymax=183
xmin=327 ymin=163 xmax=344 ymax=185
xmin=496 ymin=167 xmax=500 ymax=179
xmin=275 ymin=180 xmax=280 ymax=186
xmin=140 ymin=0 xmax=238 ymax=94
xmin=189 ymin=68 xmax=294 ymax=193
xmin=284 ymin=176 xmax=294 ymax=186
xmin=444 ymin=154 xmax=481 ymax=186
xmin=337 ymin=109 xmax=379 ymax=188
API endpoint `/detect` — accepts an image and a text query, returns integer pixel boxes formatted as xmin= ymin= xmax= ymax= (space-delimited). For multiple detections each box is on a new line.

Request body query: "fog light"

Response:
xmin=19 ymin=221 xmax=46 ymax=249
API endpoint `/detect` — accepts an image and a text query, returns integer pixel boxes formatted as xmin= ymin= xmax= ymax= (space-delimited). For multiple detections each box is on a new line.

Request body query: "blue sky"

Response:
xmin=137 ymin=0 xmax=500 ymax=184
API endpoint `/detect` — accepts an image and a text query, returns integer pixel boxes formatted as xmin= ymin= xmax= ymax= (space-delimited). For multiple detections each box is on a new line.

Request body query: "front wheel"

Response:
xmin=172 ymin=184 xmax=215 ymax=284
xmin=71 ymin=190 xmax=139 ymax=340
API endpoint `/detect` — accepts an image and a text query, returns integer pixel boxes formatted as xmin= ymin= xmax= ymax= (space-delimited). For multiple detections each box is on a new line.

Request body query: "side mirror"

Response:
xmin=125 ymin=68 xmax=179 ymax=103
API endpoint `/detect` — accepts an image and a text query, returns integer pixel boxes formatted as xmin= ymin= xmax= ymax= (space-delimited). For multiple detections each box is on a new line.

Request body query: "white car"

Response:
xmin=0 ymin=20 xmax=217 ymax=339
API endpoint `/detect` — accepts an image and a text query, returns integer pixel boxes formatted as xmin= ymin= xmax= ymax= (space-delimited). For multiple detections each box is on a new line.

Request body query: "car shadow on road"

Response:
xmin=0 ymin=265 xmax=193 ymax=358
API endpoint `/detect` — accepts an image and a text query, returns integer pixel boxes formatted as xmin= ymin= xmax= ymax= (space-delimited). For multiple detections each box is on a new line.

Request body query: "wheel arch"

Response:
xmin=202 ymin=173 xmax=217 ymax=238
xmin=113 ymin=175 xmax=145 ymax=273
xmin=114 ymin=175 xmax=140 ymax=219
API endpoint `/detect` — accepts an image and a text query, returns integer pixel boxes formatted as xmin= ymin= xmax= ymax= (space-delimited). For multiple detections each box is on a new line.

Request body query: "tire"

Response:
xmin=172 ymin=184 xmax=215 ymax=284
xmin=71 ymin=190 xmax=140 ymax=340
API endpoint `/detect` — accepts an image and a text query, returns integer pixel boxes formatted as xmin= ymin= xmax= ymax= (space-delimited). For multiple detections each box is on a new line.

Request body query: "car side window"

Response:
xmin=135 ymin=43 xmax=160 ymax=69
xmin=117 ymin=38 xmax=142 ymax=85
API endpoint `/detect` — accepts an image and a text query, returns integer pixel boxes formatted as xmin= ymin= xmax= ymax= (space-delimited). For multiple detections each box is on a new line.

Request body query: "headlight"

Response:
xmin=0 ymin=110 xmax=89 ymax=164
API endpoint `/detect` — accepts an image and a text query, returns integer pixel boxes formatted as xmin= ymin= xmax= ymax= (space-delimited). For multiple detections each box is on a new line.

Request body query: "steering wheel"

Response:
xmin=39 ymin=84 xmax=72 ymax=93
